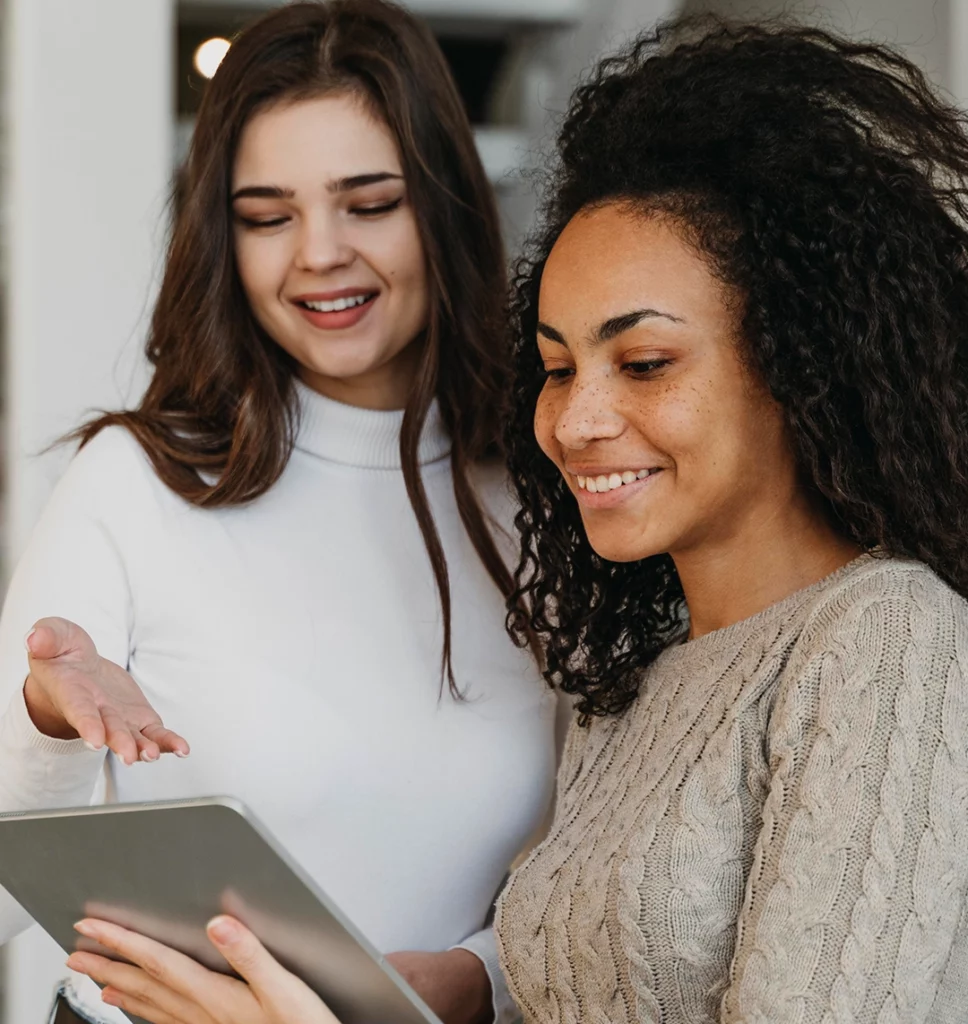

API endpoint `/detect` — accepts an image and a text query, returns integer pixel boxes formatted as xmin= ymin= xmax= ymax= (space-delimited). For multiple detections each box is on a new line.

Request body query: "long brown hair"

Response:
xmin=75 ymin=0 xmax=513 ymax=695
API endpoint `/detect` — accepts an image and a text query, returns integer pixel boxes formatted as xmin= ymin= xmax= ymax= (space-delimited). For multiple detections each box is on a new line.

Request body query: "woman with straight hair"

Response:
xmin=69 ymin=16 xmax=968 ymax=1024
xmin=0 ymin=2 xmax=556 ymax=1022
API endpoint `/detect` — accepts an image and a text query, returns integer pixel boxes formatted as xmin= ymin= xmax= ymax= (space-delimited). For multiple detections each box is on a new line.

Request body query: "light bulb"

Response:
xmin=194 ymin=38 xmax=231 ymax=80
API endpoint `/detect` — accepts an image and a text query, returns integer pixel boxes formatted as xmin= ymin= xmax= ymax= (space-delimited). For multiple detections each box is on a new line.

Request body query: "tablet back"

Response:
xmin=0 ymin=797 xmax=441 ymax=1024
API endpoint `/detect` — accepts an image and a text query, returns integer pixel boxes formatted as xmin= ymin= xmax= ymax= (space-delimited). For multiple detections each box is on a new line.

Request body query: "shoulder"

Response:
xmin=49 ymin=425 xmax=168 ymax=518
xmin=779 ymin=555 xmax=968 ymax=712
xmin=69 ymin=423 xmax=152 ymax=471
xmin=797 ymin=555 xmax=968 ymax=653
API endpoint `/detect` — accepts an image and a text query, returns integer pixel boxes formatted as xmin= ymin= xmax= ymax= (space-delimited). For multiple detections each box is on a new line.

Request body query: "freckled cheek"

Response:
xmin=625 ymin=391 xmax=703 ymax=458
xmin=667 ymin=405 xmax=741 ymax=487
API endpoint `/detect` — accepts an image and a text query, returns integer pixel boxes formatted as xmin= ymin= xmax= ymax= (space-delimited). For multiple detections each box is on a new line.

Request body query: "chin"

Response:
xmin=583 ymin=529 xmax=662 ymax=564
xmin=302 ymin=351 xmax=386 ymax=379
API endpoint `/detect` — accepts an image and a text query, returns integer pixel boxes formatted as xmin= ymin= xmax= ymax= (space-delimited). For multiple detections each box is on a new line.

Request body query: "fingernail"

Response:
xmin=65 ymin=954 xmax=83 ymax=970
xmin=23 ymin=628 xmax=36 ymax=652
xmin=83 ymin=741 xmax=101 ymax=753
xmin=207 ymin=916 xmax=239 ymax=944
xmin=73 ymin=920 xmax=97 ymax=937
xmin=174 ymin=749 xmax=189 ymax=759
xmin=140 ymin=749 xmax=158 ymax=763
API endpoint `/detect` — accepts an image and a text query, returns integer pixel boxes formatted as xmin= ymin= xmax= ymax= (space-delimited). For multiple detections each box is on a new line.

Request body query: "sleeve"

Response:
xmin=722 ymin=570 xmax=968 ymax=1024
xmin=453 ymin=926 xmax=521 ymax=1024
xmin=0 ymin=430 xmax=140 ymax=945
xmin=453 ymin=693 xmax=574 ymax=1024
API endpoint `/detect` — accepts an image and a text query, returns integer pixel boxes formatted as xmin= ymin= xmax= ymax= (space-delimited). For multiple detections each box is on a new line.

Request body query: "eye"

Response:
xmin=237 ymin=215 xmax=290 ymax=230
xmin=623 ymin=358 xmax=671 ymax=377
xmin=353 ymin=198 xmax=403 ymax=217
xmin=541 ymin=367 xmax=574 ymax=382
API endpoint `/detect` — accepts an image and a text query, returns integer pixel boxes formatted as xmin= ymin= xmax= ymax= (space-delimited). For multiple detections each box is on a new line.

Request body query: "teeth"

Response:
xmin=575 ymin=468 xmax=656 ymax=491
xmin=304 ymin=294 xmax=370 ymax=313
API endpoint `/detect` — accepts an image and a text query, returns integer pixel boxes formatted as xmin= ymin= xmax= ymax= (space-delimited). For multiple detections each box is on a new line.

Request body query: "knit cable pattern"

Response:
xmin=496 ymin=557 xmax=968 ymax=1024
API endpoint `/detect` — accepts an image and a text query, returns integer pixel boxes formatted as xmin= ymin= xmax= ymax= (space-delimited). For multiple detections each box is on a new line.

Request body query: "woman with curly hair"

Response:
xmin=62 ymin=16 xmax=968 ymax=1024
xmin=494 ymin=17 xmax=968 ymax=1024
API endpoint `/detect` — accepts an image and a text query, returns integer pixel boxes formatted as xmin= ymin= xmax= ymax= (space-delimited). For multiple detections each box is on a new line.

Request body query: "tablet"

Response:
xmin=0 ymin=797 xmax=443 ymax=1024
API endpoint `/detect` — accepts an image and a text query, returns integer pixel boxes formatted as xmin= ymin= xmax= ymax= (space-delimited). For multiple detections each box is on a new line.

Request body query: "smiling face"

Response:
xmin=534 ymin=203 xmax=797 ymax=565
xmin=231 ymin=92 xmax=429 ymax=409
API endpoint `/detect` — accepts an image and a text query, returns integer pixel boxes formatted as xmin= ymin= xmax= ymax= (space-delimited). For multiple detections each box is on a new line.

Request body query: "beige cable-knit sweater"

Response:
xmin=495 ymin=555 xmax=968 ymax=1024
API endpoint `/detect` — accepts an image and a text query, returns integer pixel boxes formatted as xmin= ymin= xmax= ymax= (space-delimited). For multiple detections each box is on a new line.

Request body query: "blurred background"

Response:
xmin=0 ymin=0 xmax=960 ymax=1018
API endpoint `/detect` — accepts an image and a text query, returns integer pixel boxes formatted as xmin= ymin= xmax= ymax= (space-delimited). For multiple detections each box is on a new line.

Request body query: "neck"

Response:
xmin=297 ymin=336 xmax=424 ymax=412
xmin=292 ymin=377 xmax=450 ymax=469
xmin=673 ymin=494 xmax=864 ymax=640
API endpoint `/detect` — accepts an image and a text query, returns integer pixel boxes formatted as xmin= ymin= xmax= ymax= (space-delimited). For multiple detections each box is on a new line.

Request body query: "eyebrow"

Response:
xmin=231 ymin=185 xmax=295 ymax=201
xmin=231 ymin=172 xmax=404 ymax=202
xmin=537 ymin=307 xmax=685 ymax=347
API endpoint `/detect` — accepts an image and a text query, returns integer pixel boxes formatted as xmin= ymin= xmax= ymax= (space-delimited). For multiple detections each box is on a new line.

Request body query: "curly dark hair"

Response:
xmin=505 ymin=17 xmax=968 ymax=721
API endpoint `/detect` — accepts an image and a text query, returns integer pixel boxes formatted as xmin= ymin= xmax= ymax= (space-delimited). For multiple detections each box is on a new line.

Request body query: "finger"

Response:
xmin=66 ymin=953 xmax=202 ymax=1024
xmin=141 ymin=722 xmax=191 ymax=759
xmin=205 ymin=917 xmax=287 ymax=990
xmin=74 ymin=920 xmax=248 ymax=1015
xmin=101 ymin=986 xmax=189 ymax=1024
xmin=135 ymin=731 xmax=161 ymax=763
xmin=74 ymin=921 xmax=206 ymax=989
xmin=97 ymin=704 xmax=140 ymax=766
xmin=207 ymin=917 xmax=340 ymax=1022
xmin=25 ymin=618 xmax=94 ymax=661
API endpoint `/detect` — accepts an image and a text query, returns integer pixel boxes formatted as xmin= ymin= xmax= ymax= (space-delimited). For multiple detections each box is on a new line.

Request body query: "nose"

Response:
xmin=552 ymin=371 xmax=625 ymax=450
xmin=294 ymin=210 xmax=354 ymax=273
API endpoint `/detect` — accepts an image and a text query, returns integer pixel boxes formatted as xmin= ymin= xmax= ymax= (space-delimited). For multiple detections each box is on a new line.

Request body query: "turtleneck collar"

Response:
xmin=292 ymin=378 xmax=451 ymax=469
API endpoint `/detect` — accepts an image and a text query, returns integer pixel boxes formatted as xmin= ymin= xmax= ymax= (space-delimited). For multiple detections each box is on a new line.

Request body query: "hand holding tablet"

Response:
xmin=0 ymin=798 xmax=442 ymax=1024
xmin=67 ymin=914 xmax=339 ymax=1024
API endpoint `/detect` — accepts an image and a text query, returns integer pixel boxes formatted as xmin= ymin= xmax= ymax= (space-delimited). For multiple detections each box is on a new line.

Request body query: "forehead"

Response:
xmin=539 ymin=204 xmax=725 ymax=328
xmin=232 ymin=92 xmax=402 ymax=186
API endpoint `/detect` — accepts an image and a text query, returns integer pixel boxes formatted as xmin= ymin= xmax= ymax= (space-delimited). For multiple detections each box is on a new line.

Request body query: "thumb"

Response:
xmin=206 ymin=917 xmax=340 ymax=1022
xmin=206 ymin=916 xmax=280 ymax=987
xmin=25 ymin=617 xmax=94 ymax=662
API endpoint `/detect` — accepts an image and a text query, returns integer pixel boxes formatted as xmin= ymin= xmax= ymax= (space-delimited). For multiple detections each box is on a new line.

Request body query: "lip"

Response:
xmin=569 ymin=468 xmax=663 ymax=510
xmin=291 ymin=289 xmax=379 ymax=332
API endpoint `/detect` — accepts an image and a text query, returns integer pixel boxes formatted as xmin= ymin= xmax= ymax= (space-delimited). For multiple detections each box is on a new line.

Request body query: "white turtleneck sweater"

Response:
xmin=0 ymin=382 xmax=556 ymax=1023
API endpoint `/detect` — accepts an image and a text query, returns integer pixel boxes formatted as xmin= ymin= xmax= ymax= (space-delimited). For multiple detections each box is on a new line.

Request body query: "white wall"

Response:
xmin=681 ymin=0 xmax=951 ymax=87
xmin=1 ymin=0 xmax=172 ymax=1019
xmin=951 ymin=0 xmax=968 ymax=102
xmin=4 ymin=0 xmax=171 ymax=569
xmin=487 ymin=0 xmax=682 ymax=252
xmin=551 ymin=0 xmax=685 ymax=102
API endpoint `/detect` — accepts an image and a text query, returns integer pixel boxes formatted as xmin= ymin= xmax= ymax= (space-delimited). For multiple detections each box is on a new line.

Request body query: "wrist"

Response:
xmin=23 ymin=675 xmax=78 ymax=739
xmin=446 ymin=949 xmax=492 ymax=1024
